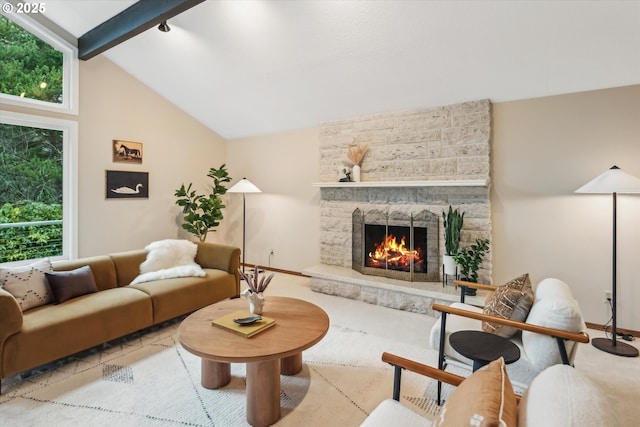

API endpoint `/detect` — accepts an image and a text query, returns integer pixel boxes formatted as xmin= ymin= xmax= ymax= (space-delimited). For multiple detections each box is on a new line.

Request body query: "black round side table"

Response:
xmin=449 ymin=330 xmax=521 ymax=372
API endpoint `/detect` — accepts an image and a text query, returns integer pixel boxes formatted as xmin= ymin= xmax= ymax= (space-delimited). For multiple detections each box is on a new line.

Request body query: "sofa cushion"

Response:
xmin=432 ymin=357 xmax=517 ymax=427
xmin=53 ymin=255 xmax=117 ymax=291
xmin=483 ymin=274 xmax=534 ymax=338
xmin=0 ymin=259 xmax=53 ymax=311
xmin=518 ymin=364 xmax=617 ymax=427
xmin=45 ymin=265 xmax=99 ymax=304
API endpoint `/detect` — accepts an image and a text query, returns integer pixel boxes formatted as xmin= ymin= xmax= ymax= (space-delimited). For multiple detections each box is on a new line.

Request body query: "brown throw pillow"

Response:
xmin=45 ymin=265 xmax=99 ymax=304
xmin=483 ymin=273 xmax=534 ymax=337
xmin=432 ymin=357 xmax=517 ymax=427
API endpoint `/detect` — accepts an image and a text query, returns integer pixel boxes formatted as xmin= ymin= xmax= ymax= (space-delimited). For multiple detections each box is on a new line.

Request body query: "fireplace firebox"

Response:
xmin=352 ymin=209 xmax=439 ymax=282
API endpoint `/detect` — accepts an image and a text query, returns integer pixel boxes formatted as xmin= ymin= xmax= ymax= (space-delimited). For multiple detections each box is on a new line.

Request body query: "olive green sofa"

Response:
xmin=0 ymin=242 xmax=240 ymax=384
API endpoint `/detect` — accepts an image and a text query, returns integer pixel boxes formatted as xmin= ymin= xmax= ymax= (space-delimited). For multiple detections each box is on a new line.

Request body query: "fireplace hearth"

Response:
xmin=352 ymin=209 xmax=439 ymax=282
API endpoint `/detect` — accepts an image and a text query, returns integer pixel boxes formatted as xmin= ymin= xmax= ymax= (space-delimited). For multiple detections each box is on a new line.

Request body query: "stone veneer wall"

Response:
xmin=318 ymin=99 xmax=493 ymax=283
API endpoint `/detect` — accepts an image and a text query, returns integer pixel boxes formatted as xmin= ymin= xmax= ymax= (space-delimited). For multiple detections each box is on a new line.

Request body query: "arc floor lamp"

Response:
xmin=228 ymin=178 xmax=261 ymax=273
xmin=576 ymin=165 xmax=640 ymax=357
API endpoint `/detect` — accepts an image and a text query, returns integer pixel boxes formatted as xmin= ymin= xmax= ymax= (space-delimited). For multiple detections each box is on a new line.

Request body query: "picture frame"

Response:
xmin=112 ymin=140 xmax=143 ymax=164
xmin=105 ymin=170 xmax=149 ymax=199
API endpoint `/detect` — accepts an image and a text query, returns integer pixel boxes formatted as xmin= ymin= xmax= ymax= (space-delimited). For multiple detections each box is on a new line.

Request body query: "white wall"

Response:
xmin=75 ymin=56 xmax=227 ymax=255
xmin=492 ymin=85 xmax=640 ymax=330
xmin=222 ymin=128 xmax=320 ymax=272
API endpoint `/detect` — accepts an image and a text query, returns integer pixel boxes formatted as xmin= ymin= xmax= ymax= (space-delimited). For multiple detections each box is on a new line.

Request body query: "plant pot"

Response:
xmin=443 ymin=255 xmax=457 ymax=275
xmin=460 ymin=278 xmax=477 ymax=296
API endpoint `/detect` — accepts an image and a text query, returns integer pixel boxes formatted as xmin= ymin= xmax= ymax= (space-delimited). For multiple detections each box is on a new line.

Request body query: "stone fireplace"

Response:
xmin=304 ymin=99 xmax=492 ymax=314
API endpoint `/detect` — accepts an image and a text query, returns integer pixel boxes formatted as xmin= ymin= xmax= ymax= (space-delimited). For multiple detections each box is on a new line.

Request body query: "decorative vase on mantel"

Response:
xmin=352 ymin=165 xmax=361 ymax=182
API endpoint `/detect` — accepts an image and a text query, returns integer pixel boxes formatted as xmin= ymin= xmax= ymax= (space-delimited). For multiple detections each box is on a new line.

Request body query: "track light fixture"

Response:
xmin=158 ymin=21 xmax=170 ymax=32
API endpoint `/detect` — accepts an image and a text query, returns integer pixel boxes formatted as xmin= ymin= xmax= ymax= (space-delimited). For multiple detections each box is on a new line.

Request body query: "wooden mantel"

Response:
xmin=311 ymin=179 xmax=488 ymax=188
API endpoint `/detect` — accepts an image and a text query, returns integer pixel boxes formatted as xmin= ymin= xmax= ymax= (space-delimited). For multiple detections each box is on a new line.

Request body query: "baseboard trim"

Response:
xmin=585 ymin=322 xmax=640 ymax=338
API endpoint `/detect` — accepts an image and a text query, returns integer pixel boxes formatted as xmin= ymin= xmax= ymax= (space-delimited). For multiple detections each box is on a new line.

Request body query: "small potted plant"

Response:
xmin=442 ymin=206 xmax=464 ymax=275
xmin=453 ymin=238 xmax=490 ymax=295
xmin=174 ymin=164 xmax=231 ymax=242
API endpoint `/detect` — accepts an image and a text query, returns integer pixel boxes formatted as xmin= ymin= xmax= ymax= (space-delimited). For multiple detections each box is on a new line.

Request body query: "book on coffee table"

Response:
xmin=212 ymin=310 xmax=276 ymax=338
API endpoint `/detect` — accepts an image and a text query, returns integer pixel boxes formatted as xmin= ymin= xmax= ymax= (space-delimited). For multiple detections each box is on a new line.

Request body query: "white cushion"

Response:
xmin=522 ymin=297 xmax=584 ymax=370
xmin=360 ymin=399 xmax=430 ymax=427
xmin=0 ymin=259 xmax=53 ymax=311
xmin=534 ymin=278 xmax=573 ymax=301
xmin=518 ymin=365 xmax=617 ymax=427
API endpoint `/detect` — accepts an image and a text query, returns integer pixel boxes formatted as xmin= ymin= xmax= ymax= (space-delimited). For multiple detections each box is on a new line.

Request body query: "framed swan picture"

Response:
xmin=105 ymin=170 xmax=149 ymax=199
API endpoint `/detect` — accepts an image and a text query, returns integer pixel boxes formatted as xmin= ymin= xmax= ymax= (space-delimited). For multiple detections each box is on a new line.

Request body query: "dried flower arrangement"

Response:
xmin=239 ymin=267 xmax=274 ymax=294
xmin=347 ymin=143 xmax=369 ymax=166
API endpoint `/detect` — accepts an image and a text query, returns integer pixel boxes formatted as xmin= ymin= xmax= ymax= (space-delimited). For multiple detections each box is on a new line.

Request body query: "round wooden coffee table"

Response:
xmin=449 ymin=330 xmax=520 ymax=372
xmin=177 ymin=296 xmax=329 ymax=427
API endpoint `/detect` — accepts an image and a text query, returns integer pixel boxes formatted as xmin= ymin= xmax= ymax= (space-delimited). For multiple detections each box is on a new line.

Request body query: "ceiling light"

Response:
xmin=158 ymin=21 xmax=170 ymax=32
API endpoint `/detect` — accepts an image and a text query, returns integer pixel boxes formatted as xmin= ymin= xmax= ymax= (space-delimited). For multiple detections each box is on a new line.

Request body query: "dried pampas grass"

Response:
xmin=347 ymin=143 xmax=368 ymax=166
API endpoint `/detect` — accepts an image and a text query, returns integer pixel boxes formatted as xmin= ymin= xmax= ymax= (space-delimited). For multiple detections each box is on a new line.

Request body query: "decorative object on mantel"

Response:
xmin=347 ymin=143 xmax=368 ymax=182
xmin=575 ymin=165 xmax=640 ymax=358
xmin=239 ymin=267 xmax=274 ymax=315
xmin=174 ymin=164 xmax=231 ymax=242
xmin=442 ymin=206 xmax=464 ymax=277
xmin=453 ymin=238 xmax=490 ymax=296
xmin=337 ymin=167 xmax=351 ymax=182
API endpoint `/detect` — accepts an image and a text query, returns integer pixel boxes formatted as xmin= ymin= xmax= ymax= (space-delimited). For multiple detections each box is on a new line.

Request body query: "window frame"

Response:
xmin=0 ymin=11 xmax=79 ymax=114
xmin=1 ymin=110 xmax=78 ymax=263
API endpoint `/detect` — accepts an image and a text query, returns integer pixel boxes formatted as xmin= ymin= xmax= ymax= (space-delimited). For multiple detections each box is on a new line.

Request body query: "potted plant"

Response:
xmin=453 ymin=238 xmax=490 ymax=295
xmin=442 ymin=206 xmax=464 ymax=275
xmin=174 ymin=164 xmax=231 ymax=242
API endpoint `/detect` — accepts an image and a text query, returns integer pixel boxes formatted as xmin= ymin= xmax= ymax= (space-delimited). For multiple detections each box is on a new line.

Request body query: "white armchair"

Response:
xmin=429 ymin=277 xmax=590 ymax=402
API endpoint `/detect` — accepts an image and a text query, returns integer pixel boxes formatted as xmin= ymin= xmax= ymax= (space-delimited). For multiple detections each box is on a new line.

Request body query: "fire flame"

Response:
xmin=368 ymin=234 xmax=421 ymax=269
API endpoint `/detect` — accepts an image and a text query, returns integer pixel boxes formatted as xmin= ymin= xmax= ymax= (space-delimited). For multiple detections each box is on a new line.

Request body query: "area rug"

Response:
xmin=0 ymin=321 xmax=452 ymax=426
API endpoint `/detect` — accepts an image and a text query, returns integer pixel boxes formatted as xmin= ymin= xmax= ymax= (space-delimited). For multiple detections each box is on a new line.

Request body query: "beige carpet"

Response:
xmin=1 ymin=272 xmax=639 ymax=426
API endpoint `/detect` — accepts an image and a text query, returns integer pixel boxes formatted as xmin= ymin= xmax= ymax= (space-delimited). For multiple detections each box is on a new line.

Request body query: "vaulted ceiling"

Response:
xmin=41 ymin=0 xmax=640 ymax=139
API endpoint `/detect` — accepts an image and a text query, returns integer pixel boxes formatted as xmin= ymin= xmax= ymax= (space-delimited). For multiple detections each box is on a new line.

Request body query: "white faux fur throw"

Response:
xmin=130 ymin=264 xmax=205 ymax=285
xmin=130 ymin=239 xmax=205 ymax=285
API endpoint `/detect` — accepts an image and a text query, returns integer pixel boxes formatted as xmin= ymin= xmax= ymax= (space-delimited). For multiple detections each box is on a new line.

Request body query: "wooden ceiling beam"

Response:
xmin=78 ymin=0 xmax=205 ymax=60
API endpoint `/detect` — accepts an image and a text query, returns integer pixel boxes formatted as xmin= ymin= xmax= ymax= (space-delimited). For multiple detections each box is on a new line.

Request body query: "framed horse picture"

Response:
xmin=113 ymin=140 xmax=143 ymax=164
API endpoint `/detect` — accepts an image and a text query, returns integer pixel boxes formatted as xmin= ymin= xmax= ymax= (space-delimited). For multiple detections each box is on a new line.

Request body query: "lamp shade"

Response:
xmin=228 ymin=178 xmax=261 ymax=193
xmin=575 ymin=166 xmax=640 ymax=194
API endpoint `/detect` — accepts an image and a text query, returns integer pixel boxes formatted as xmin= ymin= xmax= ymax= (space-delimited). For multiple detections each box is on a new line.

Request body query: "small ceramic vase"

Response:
xmin=242 ymin=289 xmax=265 ymax=315
xmin=352 ymin=165 xmax=361 ymax=182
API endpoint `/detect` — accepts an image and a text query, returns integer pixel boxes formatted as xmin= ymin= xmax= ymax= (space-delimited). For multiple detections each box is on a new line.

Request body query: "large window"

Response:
xmin=0 ymin=11 xmax=78 ymax=264
xmin=0 ymin=12 xmax=78 ymax=114
xmin=0 ymin=112 xmax=77 ymax=263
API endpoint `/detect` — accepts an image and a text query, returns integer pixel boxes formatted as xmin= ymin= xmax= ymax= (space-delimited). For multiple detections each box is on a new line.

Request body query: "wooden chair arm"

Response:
xmin=382 ymin=352 xmax=521 ymax=403
xmin=453 ymin=280 xmax=497 ymax=292
xmin=432 ymin=303 xmax=590 ymax=343
xmin=382 ymin=352 xmax=464 ymax=387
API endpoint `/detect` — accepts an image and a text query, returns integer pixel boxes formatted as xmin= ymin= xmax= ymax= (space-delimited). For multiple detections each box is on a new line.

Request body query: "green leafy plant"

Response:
xmin=442 ymin=206 xmax=464 ymax=256
xmin=174 ymin=164 xmax=231 ymax=242
xmin=453 ymin=238 xmax=490 ymax=282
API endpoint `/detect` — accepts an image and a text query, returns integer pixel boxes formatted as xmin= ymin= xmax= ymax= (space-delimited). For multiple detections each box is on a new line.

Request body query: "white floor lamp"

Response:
xmin=228 ymin=178 xmax=261 ymax=273
xmin=576 ymin=165 xmax=640 ymax=357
